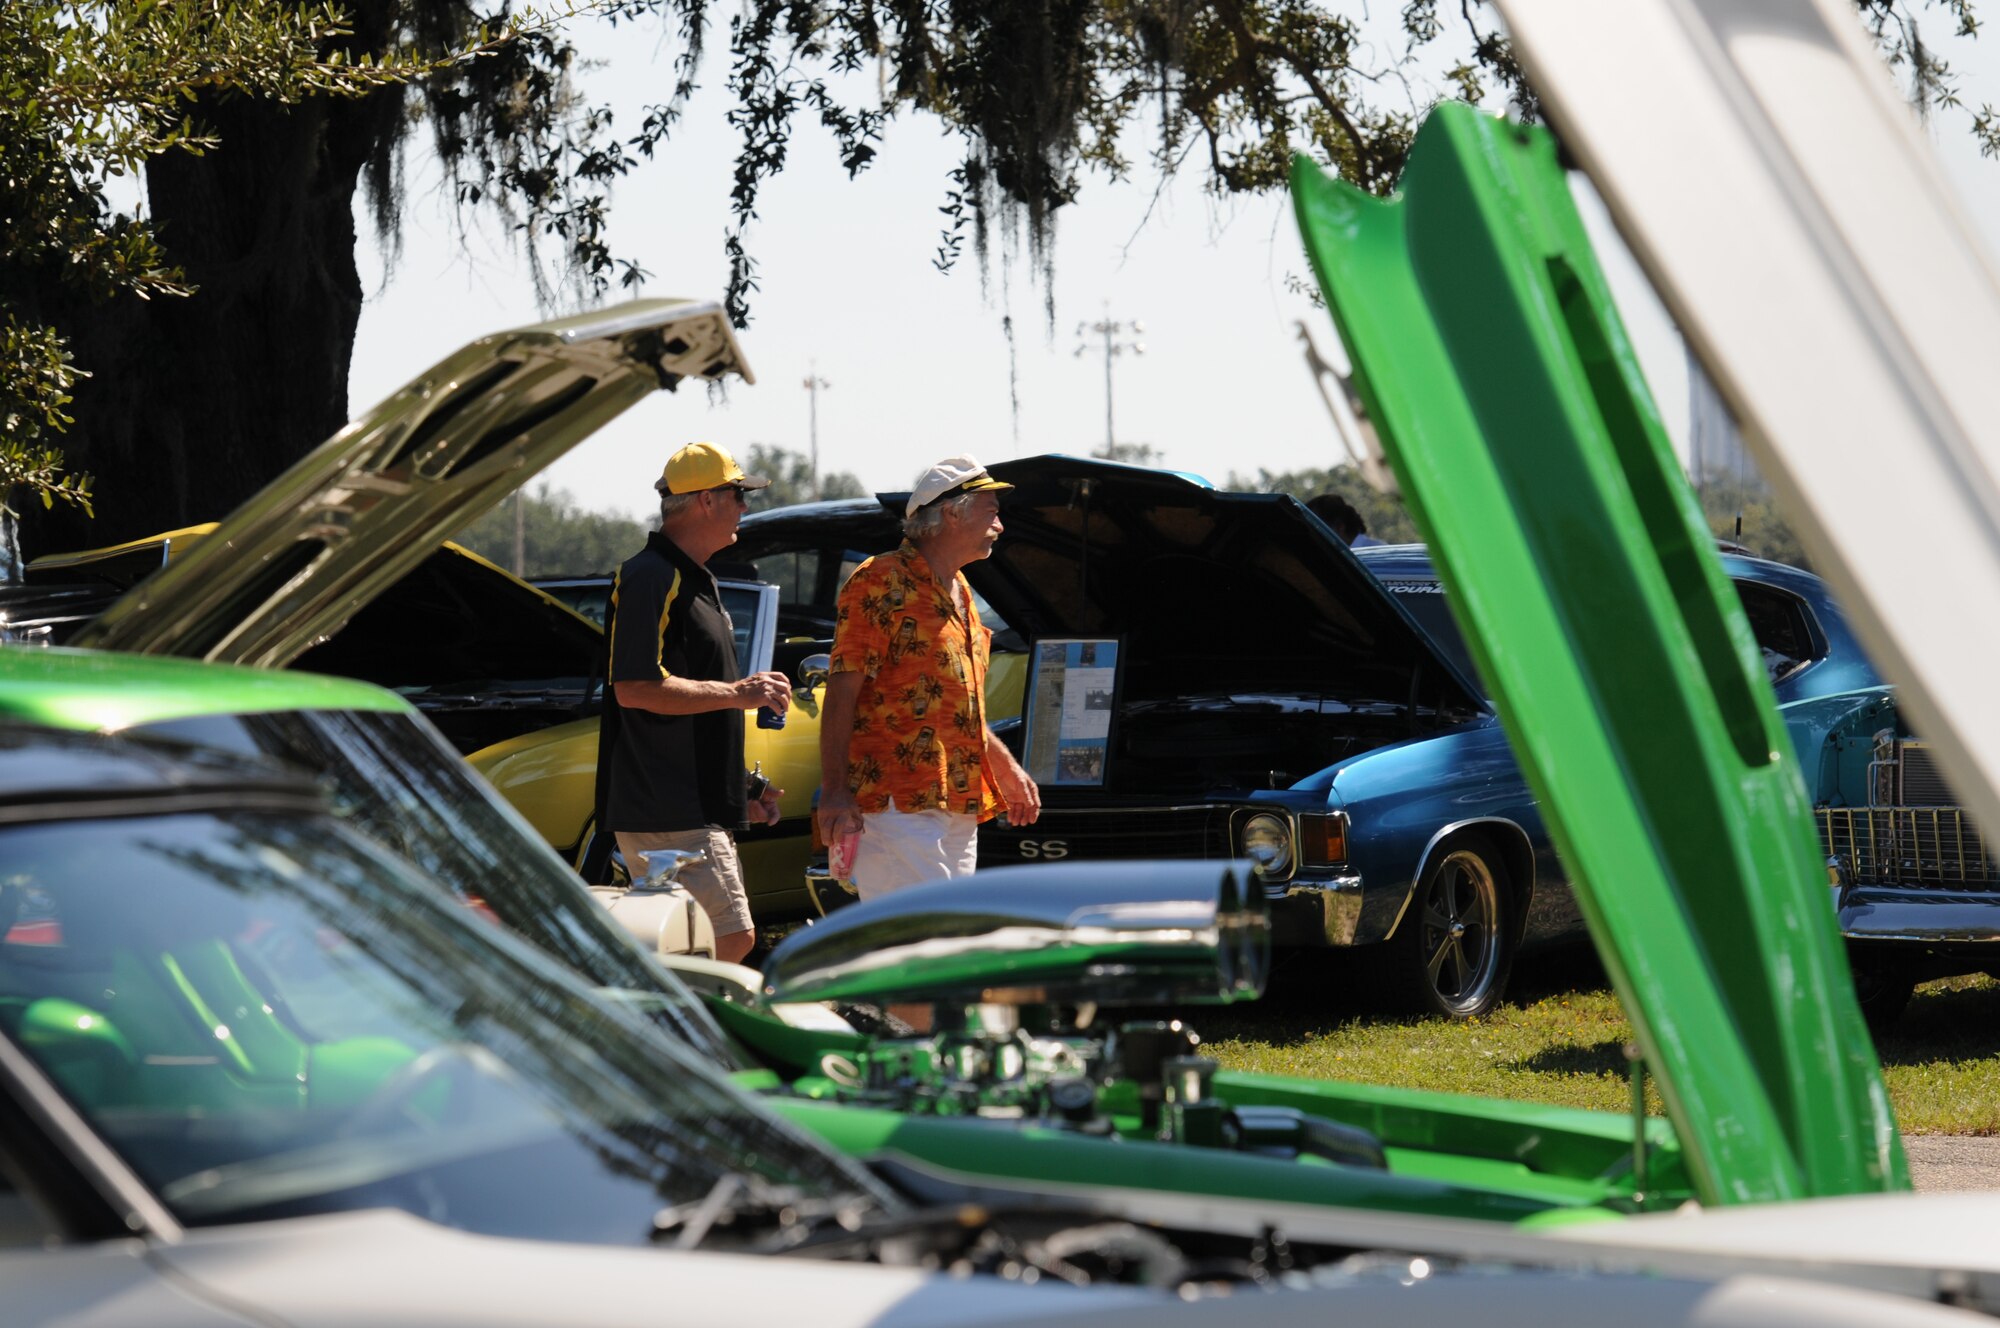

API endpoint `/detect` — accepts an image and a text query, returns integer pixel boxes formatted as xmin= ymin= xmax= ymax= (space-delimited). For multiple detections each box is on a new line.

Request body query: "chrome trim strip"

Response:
xmin=1385 ymin=816 xmax=1536 ymax=941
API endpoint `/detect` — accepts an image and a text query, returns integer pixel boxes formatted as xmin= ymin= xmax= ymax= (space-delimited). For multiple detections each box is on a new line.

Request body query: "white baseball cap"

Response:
xmin=905 ymin=454 xmax=1014 ymax=518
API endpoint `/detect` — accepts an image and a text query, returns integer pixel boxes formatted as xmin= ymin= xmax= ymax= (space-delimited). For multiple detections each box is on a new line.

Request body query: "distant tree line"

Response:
xmin=1226 ymin=461 xmax=1807 ymax=568
xmin=1227 ymin=463 xmax=1420 ymax=545
xmin=453 ymin=484 xmax=648 ymax=579
xmin=452 ymin=443 xmax=865 ymax=577
xmin=1694 ymin=471 xmax=1808 ymax=569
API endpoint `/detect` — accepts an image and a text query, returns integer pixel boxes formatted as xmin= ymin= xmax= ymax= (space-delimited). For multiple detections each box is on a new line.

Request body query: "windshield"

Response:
xmin=1378 ymin=574 xmax=1830 ymax=700
xmin=0 ymin=809 xmax=887 ymax=1236
xmin=131 ymin=708 xmax=735 ymax=1062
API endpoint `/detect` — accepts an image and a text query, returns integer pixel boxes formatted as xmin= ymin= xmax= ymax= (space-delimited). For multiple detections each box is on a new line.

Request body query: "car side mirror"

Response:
xmin=793 ymin=652 xmax=830 ymax=719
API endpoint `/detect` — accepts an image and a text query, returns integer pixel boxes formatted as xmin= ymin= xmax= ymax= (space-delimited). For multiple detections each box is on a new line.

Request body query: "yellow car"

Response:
xmin=21 ymin=525 xmax=611 ymax=760
xmin=22 ymin=509 xmax=1013 ymax=928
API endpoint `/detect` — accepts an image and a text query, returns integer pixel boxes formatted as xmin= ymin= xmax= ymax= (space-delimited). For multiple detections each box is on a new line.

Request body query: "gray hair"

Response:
xmin=657 ymin=490 xmax=701 ymax=525
xmin=903 ymin=492 xmax=977 ymax=540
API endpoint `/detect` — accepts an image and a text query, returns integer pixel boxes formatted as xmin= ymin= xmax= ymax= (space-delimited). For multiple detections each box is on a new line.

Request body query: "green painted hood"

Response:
xmin=1292 ymin=103 xmax=1904 ymax=1205
xmin=0 ymin=645 xmax=406 ymax=732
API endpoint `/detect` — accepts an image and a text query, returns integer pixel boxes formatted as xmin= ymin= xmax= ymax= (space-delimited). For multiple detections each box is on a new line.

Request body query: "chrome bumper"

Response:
xmin=1838 ymin=886 xmax=2000 ymax=947
xmin=1265 ymin=872 xmax=1366 ymax=946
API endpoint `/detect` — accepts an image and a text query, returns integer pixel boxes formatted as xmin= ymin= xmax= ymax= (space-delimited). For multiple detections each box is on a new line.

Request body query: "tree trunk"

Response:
xmin=0 ymin=507 xmax=20 ymax=585
xmin=19 ymin=86 xmax=392 ymax=556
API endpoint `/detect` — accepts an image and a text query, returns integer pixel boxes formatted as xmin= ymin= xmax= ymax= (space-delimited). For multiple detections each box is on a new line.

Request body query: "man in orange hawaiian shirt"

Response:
xmin=816 ymin=455 xmax=1040 ymax=904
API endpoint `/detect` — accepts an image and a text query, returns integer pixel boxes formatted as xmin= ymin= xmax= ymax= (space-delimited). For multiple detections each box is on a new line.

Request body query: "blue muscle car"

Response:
xmin=1358 ymin=545 xmax=2000 ymax=1022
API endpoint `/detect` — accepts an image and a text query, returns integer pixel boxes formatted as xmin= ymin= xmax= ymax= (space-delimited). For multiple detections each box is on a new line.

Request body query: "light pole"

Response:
xmin=1074 ymin=306 xmax=1144 ymax=454
xmin=803 ymin=364 xmax=832 ymax=500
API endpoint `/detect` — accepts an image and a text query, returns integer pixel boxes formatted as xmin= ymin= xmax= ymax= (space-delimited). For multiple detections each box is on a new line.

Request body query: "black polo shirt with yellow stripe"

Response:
xmin=600 ymin=530 xmax=746 ymax=832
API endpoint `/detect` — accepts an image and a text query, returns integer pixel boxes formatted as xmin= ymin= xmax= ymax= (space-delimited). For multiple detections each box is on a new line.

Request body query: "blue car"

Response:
xmin=734 ymin=457 xmax=1880 ymax=1017
xmin=1366 ymin=543 xmax=2000 ymax=1022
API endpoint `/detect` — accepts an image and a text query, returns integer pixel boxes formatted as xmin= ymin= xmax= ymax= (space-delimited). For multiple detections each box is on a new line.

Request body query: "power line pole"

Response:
xmin=512 ymin=490 xmax=525 ymax=576
xmin=1074 ymin=305 xmax=1144 ymax=453
xmin=803 ymin=364 xmax=832 ymax=499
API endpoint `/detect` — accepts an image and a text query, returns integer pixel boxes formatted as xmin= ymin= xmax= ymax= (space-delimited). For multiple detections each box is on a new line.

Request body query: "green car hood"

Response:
xmin=71 ymin=301 xmax=749 ymax=669
xmin=1292 ymin=103 xmax=1903 ymax=1204
xmin=0 ymin=645 xmax=407 ymax=731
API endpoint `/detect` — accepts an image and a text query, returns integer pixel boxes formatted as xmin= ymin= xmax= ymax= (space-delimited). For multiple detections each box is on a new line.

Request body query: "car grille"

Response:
xmin=978 ymin=804 xmax=1235 ymax=866
xmin=1895 ymin=744 xmax=1957 ymax=807
xmin=1819 ymin=807 xmax=1999 ymax=890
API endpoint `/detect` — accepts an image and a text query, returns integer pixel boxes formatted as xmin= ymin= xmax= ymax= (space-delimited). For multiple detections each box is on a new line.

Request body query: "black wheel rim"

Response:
xmin=1420 ymin=849 xmax=1501 ymax=1013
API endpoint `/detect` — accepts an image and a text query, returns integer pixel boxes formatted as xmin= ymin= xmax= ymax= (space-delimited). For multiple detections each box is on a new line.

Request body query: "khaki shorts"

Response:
xmin=614 ymin=829 xmax=755 ymax=938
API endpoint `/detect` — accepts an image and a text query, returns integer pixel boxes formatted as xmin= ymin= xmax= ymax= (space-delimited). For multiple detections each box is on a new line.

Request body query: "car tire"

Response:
xmin=1391 ymin=834 xmax=1516 ymax=1019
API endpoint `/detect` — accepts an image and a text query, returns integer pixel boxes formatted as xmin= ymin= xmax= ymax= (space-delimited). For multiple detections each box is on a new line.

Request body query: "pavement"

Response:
xmin=1905 ymin=1135 xmax=2000 ymax=1191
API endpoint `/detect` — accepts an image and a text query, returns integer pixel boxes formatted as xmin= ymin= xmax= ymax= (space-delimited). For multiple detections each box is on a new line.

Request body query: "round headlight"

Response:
xmin=1239 ymin=813 xmax=1293 ymax=876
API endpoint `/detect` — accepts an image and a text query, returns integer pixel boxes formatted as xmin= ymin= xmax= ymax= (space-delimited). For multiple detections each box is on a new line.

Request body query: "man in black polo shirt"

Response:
xmin=601 ymin=441 xmax=791 ymax=963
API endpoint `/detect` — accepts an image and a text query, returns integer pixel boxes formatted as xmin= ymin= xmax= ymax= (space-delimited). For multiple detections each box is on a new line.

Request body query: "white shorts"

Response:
xmin=850 ymin=802 xmax=979 ymax=901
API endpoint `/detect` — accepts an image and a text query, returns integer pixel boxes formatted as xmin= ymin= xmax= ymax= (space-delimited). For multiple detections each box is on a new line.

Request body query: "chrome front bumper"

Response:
xmin=1265 ymin=872 xmax=1366 ymax=947
xmin=1838 ymin=885 xmax=2000 ymax=947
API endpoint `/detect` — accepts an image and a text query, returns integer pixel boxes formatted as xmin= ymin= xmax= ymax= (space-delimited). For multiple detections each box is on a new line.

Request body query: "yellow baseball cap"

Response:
xmin=656 ymin=441 xmax=772 ymax=495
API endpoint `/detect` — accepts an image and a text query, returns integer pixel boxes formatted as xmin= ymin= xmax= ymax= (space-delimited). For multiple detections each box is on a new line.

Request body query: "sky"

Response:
xmin=348 ymin=8 xmax=2000 ymax=526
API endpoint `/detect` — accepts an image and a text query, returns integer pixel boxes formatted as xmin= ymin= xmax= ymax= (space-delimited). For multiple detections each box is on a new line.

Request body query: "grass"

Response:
xmin=1197 ymin=951 xmax=2000 ymax=1135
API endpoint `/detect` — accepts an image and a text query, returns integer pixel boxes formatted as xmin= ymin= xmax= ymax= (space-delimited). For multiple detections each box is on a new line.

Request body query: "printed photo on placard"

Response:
xmin=1022 ymin=638 xmax=1123 ymax=787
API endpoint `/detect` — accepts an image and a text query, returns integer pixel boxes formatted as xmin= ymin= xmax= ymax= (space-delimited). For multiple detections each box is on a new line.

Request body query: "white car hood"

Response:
xmin=151 ymin=1208 xmax=1151 ymax=1328
xmin=146 ymin=1205 xmax=2000 ymax=1328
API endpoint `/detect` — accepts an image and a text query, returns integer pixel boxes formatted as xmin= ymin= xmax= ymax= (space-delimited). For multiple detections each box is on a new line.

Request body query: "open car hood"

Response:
xmin=1292 ymin=81 xmax=1905 ymax=1201
xmin=71 ymin=300 xmax=749 ymax=667
xmin=969 ymin=455 xmax=1485 ymax=714
xmin=23 ymin=528 xmax=602 ymax=682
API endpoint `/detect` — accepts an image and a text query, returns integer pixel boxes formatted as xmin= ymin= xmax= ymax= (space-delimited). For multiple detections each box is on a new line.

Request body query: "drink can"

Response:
xmin=829 ymin=829 xmax=861 ymax=880
xmin=756 ymin=704 xmax=786 ymax=730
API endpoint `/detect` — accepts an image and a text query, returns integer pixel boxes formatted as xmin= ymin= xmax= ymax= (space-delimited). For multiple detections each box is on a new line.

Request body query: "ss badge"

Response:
xmin=1018 ymin=839 xmax=1069 ymax=860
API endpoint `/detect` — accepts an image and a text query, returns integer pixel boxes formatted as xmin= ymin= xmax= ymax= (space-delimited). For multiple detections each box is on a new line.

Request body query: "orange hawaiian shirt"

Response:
xmin=829 ymin=543 xmax=1002 ymax=820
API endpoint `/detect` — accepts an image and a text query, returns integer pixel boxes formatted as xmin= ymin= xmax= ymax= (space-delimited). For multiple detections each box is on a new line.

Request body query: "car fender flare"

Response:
xmin=1384 ymin=817 xmax=1537 ymax=945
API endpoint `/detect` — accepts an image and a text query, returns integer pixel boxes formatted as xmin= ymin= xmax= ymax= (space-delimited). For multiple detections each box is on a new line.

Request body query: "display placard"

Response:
xmin=1021 ymin=638 xmax=1123 ymax=786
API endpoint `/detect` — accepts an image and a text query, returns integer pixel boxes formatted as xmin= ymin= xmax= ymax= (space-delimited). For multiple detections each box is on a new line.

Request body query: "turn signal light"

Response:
xmin=1299 ymin=813 xmax=1347 ymax=867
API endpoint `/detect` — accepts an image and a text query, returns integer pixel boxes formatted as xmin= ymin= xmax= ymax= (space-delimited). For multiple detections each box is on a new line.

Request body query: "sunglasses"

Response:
xmin=708 ymin=484 xmax=749 ymax=505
